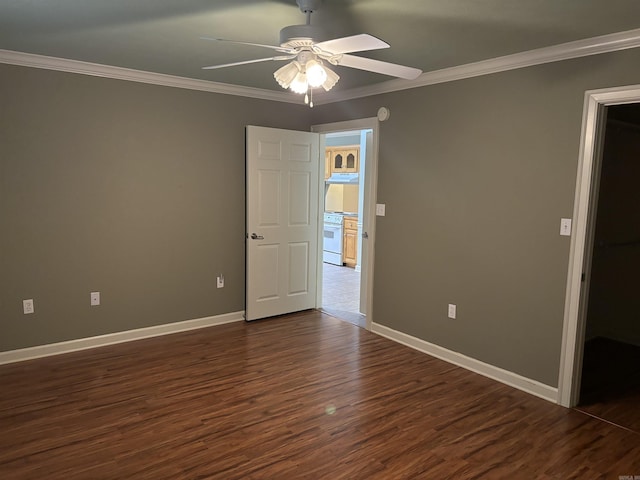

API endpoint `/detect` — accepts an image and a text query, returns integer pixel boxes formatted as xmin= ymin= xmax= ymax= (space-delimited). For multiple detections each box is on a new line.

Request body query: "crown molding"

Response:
xmin=2 ymin=27 xmax=640 ymax=105
xmin=0 ymin=48 xmax=303 ymax=104
xmin=314 ymin=27 xmax=640 ymax=105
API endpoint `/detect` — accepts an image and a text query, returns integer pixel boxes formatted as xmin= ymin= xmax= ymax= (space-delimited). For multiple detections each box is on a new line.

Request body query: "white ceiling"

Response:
xmin=1 ymin=0 xmax=639 ymax=94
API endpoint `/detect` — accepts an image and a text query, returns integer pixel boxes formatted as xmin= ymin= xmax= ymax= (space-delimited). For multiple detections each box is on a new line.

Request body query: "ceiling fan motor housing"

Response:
xmin=280 ymin=24 xmax=325 ymax=47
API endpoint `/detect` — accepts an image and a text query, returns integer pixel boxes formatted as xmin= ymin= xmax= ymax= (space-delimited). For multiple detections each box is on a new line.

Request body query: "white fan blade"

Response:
xmin=202 ymin=55 xmax=294 ymax=70
xmin=200 ymin=36 xmax=296 ymax=54
xmin=337 ymin=54 xmax=422 ymax=80
xmin=314 ymin=34 xmax=389 ymax=54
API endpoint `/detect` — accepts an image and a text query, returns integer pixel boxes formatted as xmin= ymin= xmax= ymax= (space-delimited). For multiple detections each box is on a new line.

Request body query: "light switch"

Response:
xmin=376 ymin=203 xmax=386 ymax=216
xmin=560 ymin=218 xmax=572 ymax=236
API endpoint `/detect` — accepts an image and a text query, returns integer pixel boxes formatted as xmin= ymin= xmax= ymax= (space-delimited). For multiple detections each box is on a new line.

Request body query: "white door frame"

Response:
xmin=311 ymin=117 xmax=379 ymax=330
xmin=557 ymin=84 xmax=640 ymax=407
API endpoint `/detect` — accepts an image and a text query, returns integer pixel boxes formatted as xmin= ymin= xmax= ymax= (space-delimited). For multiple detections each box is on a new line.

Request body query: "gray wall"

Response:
xmin=0 ymin=63 xmax=311 ymax=351
xmin=312 ymin=48 xmax=640 ymax=387
xmin=2 ymin=47 xmax=640 ymax=388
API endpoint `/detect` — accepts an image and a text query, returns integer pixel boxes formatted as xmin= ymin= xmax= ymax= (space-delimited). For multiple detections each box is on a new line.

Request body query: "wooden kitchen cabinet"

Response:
xmin=343 ymin=216 xmax=358 ymax=268
xmin=325 ymin=149 xmax=332 ymax=179
xmin=326 ymin=146 xmax=359 ymax=174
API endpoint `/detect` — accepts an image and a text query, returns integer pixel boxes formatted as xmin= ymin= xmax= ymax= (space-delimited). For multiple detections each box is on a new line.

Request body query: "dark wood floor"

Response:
xmin=577 ymin=337 xmax=640 ymax=434
xmin=1 ymin=311 xmax=639 ymax=479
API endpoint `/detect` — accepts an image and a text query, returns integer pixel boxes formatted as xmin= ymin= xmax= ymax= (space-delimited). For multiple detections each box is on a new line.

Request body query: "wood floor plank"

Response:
xmin=1 ymin=310 xmax=639 ymax=479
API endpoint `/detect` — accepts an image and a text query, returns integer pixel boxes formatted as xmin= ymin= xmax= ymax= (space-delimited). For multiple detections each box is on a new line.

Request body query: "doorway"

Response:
xmin=312 ymin=118 xmax=379 ymax=330
xmin=573 ymin=103 xmax=640 ymax=433
xmin=321 ymin=130 xmax=368 ymax=328
xmin=558 ymin=84 xmax=640 ymax=410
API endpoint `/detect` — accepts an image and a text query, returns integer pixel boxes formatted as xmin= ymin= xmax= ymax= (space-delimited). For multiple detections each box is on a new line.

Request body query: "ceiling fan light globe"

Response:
xmin=321 ymin=66 xmax=339 ymax=91
xmin=273 ymin=61 xmax=301 ymax=89
xmin=305 ymin=60 xmax=327 ymax=87
xmin=290 ymin=72 xmax=308 ymax=94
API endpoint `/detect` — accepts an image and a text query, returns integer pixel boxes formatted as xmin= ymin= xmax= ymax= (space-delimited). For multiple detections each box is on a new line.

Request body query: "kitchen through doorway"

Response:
xmin=320 ymin=129 xmax=371 ymax=329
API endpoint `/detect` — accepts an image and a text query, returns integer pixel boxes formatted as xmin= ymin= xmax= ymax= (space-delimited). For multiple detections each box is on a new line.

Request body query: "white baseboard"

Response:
xmin=371 ymin=322 xmax=559 ymax=404
xmin=0 ymin=311 xmax=245 ymax=365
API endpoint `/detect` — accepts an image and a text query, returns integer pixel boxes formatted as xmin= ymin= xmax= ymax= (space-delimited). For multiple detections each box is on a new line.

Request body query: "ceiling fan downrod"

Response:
xmin=296 ymin=0 xmax=322 ymax=28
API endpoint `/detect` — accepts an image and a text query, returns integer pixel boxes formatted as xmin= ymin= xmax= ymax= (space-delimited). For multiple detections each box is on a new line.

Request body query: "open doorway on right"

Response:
xmin=575 ymin=103 xmax=640 ymax=434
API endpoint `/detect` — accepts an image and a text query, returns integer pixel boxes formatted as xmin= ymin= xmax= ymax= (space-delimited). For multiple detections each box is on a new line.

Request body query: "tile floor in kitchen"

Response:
xmin=322 ymin=262 xmax=367 ymax=329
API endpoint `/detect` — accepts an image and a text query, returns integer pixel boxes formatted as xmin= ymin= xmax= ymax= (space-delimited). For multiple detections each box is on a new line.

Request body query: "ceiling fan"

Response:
xmin=201 ymin=0 xmax=422 ymax=106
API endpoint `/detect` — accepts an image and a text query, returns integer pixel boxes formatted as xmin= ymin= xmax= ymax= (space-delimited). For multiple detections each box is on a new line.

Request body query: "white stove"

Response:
xmin=323 ymin=212 xmax=344 ymax=265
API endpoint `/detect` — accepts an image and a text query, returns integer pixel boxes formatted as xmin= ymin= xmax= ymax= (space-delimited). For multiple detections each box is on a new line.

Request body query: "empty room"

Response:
xmin=1 ymin=1 xmax=640 ymax=478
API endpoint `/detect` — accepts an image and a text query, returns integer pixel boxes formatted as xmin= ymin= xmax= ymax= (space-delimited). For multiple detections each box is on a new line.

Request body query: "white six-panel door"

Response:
xmin=245 ymin=126 xmax=320 ymax=321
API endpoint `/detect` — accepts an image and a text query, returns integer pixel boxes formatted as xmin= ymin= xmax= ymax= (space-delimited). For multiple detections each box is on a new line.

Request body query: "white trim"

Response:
xmin=0 ymin=311 xmax=245 ymax=365
xmin=372 ymin=322 xmax=558 ymax=403
xmin=2 ymin=28 xmax=640 ymax=104
xmin=558 ymin=84 xmax=640 ymax=407
xmin=0 ymin=49 xmax=301 ymax=104
xmin=314 ymin=28 xmax=640 ymax=105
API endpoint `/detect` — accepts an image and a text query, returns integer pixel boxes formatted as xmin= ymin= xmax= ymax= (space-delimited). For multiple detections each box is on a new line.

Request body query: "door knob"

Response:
xmin=362 ymin=232 xmax=369 ymax=239
xmin=251 ymin=233 xmax=264 ymax=240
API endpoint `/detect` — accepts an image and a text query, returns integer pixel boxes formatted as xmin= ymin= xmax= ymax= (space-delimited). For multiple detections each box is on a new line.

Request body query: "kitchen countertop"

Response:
xmin=326 ymin=211 xmax=359 ymax=216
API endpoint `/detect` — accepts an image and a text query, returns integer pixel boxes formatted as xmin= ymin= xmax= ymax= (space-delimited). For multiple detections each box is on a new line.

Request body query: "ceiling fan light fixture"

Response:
xmin=273 ymin=56 xmax=340 ymax=95
xmin=273 ymin=61 xmax=301 ymax=89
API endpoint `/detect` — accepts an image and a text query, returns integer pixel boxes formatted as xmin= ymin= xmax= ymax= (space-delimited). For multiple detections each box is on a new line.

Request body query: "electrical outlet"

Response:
xmin=90 ymin=292 xmax=100 ymax=306
xmin=448 ymin=304 xmax=456 ymax=319
xmin=217 ymin=275 xmax=224 ymax=288
xmin=376 ymin=203 xmax=386 ymax=216
xmin=560 ymin=218 xmax=572 ymax=236
xmin=23 ymin=299 xmax=34 ymax=315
